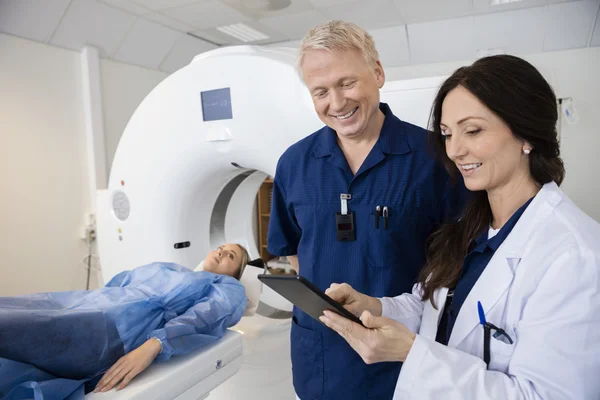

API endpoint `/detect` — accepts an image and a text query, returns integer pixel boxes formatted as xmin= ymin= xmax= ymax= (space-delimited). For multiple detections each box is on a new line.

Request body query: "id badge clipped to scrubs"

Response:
xmin=336 ymin=194 xmax=355 ymax=242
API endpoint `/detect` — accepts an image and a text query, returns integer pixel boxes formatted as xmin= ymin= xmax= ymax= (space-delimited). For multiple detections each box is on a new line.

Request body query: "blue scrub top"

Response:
xmin=439 ymin=196 xmax=535 ymax=345
xmin=268 ymin=103 xmax=468 ymax=400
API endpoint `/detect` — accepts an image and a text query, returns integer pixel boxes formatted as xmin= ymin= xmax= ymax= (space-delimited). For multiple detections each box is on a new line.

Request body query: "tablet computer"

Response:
xmin=257 ymin=274 xmax=364 ymax=326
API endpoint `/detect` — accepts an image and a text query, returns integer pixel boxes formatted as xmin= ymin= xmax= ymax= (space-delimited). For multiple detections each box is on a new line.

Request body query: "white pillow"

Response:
xmin=195 ymin=261 xmax=262 ymax=317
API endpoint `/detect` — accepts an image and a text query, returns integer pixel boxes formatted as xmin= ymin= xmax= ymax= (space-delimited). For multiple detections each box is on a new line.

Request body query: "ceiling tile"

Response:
xmin=393 ymin=0 xmax=474 ymax=24
xmin=307 ymin=0 xmax=356 ymax=6
xmin=189 ymin=29 xmax=233 ymax=45
xmin=407 ymin=16 xmax=476 ymax=64
xmin=113 ymin=18 xmax=180 ymax=69
xmin=368 ymin=25 xmax=409 ymax=67
xmin=159 ymin=33 xmax=216 ymax=73
xmin=144 ymin=11 xmax=196 ymax=32
xmin=223 ymin=0 xmax=315 ymax=19
xmin=131 ymin=0 xmax=201 ymax=11
xmin=98 ymin=0 xmax=151 ymax=15
xmin=161 ymin=1 xmax=250 ymax=30
xmin=259 ymin=9 xmax=329 ymax=39
xmin=0 ymin=0 xmax=71 ymax=43
xmin=473 ymin=0 xmax=547 ymax=14
xmin=473 ymin=6 xmax=545 ymax=55
xmin=544 ymin=0 xmax=600 ymax=51
xmin=50 ymin=0 xmax=137 ymax=57
xmin=318 ymin=0 xmax=405 ymax=30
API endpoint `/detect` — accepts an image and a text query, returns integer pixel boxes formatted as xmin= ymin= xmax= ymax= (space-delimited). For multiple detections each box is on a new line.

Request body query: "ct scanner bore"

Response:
xmin=96 ymin=46 xmax=323 ymax=288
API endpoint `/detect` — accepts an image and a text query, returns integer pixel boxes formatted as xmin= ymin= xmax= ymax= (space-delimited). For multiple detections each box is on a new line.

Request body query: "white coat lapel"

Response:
xmin=447 ymin=182 xmax=562 ymax=348
xmin=447 ymin=248 xmax=516 ymax=348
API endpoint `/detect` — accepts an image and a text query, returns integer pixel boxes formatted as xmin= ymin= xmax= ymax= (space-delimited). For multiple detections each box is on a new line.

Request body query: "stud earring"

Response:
xmin=523 ymin=149 xmax=531 ymax=155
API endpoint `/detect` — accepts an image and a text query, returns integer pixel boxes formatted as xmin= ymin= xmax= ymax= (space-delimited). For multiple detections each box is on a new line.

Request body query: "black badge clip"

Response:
xmin=336 ymin=194 xmax=355 ymax=242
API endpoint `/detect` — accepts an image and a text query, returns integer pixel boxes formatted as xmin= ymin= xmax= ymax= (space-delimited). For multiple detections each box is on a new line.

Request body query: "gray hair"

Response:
xmin=297 ymin=20 xmax=380 ymax=77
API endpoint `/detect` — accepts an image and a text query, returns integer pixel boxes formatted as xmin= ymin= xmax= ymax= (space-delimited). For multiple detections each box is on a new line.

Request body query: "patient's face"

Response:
xmin=203 ymin=244 xmax=243 ymax=278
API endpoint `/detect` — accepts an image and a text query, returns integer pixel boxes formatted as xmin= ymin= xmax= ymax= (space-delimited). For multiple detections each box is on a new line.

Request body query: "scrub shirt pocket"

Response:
xmin=290 ymin=317 xmax=324 ymax=399
xmin=365 ymin=208 xmax=433 ymax=269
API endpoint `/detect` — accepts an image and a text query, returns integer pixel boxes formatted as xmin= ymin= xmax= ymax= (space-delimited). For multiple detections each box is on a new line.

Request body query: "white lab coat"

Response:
xmin=381 ymin=182 xmax=600 ymax=400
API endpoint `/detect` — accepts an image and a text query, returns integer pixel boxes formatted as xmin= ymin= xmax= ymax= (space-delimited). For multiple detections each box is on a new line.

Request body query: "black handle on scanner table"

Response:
xmin=247 ymin=258 xmax=265 ymax=269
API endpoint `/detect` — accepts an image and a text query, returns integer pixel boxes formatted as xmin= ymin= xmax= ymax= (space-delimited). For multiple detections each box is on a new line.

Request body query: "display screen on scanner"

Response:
xmin=201 ymin=87 xmax=233 ymax=121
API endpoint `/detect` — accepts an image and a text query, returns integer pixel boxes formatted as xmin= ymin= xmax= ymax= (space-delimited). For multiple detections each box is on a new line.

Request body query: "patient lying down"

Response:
xmin=0 ymin=244 xmax=250 ymax=400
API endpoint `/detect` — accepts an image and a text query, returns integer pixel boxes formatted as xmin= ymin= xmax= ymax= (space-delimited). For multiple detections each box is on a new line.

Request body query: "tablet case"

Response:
xmin=257 ymin=274 xmax=364 ymax=326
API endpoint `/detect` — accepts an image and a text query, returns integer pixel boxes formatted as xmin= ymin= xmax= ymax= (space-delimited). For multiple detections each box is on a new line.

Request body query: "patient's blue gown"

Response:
xmin=0 ymin=262 xmax=247 ymax=400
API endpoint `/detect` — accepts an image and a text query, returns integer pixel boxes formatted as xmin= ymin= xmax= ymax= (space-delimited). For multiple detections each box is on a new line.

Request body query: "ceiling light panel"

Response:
xmin=216 ymin=23 xmax=269 ymax=42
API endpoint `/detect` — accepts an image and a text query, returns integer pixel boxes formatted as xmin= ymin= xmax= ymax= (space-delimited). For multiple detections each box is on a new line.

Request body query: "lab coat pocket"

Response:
xmin=489 ymin=335 xmax=516 ymax=373
xmin=291 ymin=317 xmax=324 ymax=399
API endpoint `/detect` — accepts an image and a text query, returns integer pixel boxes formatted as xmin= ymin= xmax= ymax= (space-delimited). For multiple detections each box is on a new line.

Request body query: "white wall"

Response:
xmin=0 ymin=33 xmax=89 ymax=295
xmin=101 ymin=60 xmax=167 ymax=171
xmin=0 ymin=33 xmax=167 ymax=295
xmin=384 ymin=47 xmax=600 ymax=223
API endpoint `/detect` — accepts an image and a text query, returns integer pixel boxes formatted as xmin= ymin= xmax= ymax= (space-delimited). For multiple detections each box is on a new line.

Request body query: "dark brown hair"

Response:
xmin=420 ymin=55 xmax=565 ymax=307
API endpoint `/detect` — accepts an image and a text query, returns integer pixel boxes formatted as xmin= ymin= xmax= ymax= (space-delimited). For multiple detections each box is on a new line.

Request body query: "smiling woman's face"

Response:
xmin=440 ymin=85 xmax=532 ymax=194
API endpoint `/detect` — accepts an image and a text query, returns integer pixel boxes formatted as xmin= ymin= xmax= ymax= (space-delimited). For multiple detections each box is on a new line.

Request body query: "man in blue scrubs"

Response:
xmin=267 ymin=20 xmax=467 ymax=400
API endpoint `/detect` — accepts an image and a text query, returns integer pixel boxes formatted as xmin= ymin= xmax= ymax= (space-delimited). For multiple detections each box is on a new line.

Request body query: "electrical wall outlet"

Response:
xmin=82 ymin=212 xmax=97 ymax=243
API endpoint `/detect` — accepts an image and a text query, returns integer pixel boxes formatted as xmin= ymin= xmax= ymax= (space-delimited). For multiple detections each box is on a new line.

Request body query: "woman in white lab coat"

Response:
xmin=320 ymin=55 xmax=600 ymax=399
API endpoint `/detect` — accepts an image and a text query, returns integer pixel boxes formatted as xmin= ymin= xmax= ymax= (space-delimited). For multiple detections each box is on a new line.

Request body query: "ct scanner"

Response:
xmin=91 ymin=45 xmax=444 ymax=399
